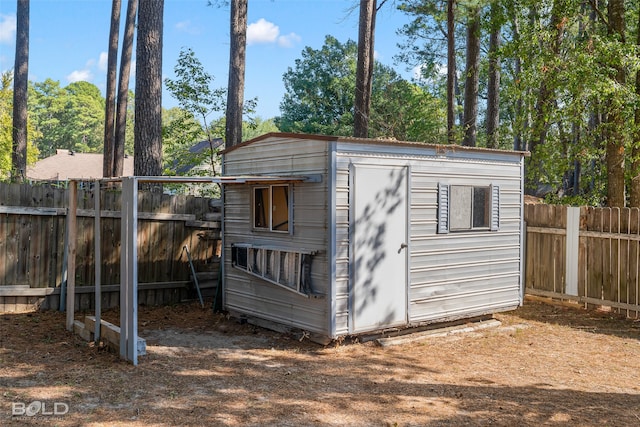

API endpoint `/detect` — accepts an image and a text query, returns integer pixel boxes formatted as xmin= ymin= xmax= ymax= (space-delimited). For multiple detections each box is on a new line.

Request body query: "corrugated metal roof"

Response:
xmin=93 ymin=175 xmax=319 ymax=184
xmin=222 ymin=132 xmax=530 ymax=157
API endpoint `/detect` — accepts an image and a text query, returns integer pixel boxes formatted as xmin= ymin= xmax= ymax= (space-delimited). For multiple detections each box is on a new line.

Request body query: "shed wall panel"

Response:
xmin=223 ymin=134 xmax=525 ymax=339
xmin=223 ymin=137 xmax=331 ymax=335
xmin=335 ymin=145 xmax=524 ymax=332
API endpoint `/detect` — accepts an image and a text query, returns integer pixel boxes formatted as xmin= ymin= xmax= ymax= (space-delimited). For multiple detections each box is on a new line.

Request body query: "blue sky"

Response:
xmin=0 ymin=0 xmax=416 ymax=120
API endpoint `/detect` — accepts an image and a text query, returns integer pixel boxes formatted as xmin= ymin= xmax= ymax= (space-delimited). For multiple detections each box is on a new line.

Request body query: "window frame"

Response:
xmin=231 ymin=243 xmax=316 ymax=297
xmin=252 ymin=184 xmax=292 ymax=234
xmin=438 ymin=183 xmax=499 ymax=233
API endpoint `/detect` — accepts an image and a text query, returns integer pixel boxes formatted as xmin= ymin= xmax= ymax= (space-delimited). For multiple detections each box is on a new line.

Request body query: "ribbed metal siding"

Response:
xmin=223 ymin=137 xmax=330 ymax=334
xmin=334 ymin=144 xmax=524 ymax=331
xmin=224 ymin=136 xmax=525 ymax=338
xmin=334 ymin=167 xmax=351 ymax=335
xmin=408 ymin=161 xmax=523 ymax=323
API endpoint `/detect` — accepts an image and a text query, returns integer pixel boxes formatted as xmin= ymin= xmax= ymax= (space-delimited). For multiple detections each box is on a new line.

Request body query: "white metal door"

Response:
xmin=352 ymin=164 xmax=408 ymax=333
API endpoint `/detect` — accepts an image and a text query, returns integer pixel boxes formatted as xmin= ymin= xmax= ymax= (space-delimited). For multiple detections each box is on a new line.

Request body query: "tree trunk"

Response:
xmin=225 ymin=0 xmax=248 ymax=148
xmin=134 ymin=0 xmax=164 ymax=181
xmin=486 ymin=3 xmax=501 ymax=149
xmin=529 ymin=4 xmax=561 ymax=155
xmin=103 ymin=0 xmax=121 ymax=178
xmin=630 ymin=9 xmax=640 ymax=207
xmin=113 ymin=0 xmax=138 ymax=177
xmin=461 ymin=6 xmax=480 ymax=147
xmin=605 ymin=0 xmax=626 ymax=207
xmin=510 ymin=9 xmax=524 ymax=151
xmin=11 ymin=0 xmax=29 ymax=182
xmin=446 ymin=0 xmax=456 ymax=144
xmin=354 ymin=0 xmax=377 ymax=138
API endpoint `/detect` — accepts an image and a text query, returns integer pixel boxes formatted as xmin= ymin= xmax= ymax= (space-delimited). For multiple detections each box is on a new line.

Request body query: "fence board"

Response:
xmin=587 ymin=208 xmax=603 ymax=302
xmin=28 ymin=204 xmax=44 ymax=287
xmin=138 ymin=192 xmax=153 ymax=283
xmin=525 ymin=203 xmax=640 ymax=318
xmin=619 ymin=208 xmax=630 ymax=312
xmin=5 ymin=197 xmax=19 ymax=286
xmin=102 ymin=190 xmax=120 ymax=285
xmin=578 ymin=221 xmax=587 ymax=298
xmin=157 ymin=207 xmax=173 ymax=282
xmin=18 ymin=208 xmax=31 ymax=286
xmin=630 ymin=208 xmax=640 ymax=317
xmin=0 ymin=205 xmax=7 ymax=289
xmin=0 ymin=182 xmax=221 ymax=311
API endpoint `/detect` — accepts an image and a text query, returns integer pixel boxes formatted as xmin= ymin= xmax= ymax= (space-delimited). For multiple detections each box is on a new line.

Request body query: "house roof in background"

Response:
xmin=174 ymin=138 xmax=225 ymax=175
xmin=188 ymin=139 xmax=224 ymax=154
xmin=26 ymin=149 xmax=134 ymax=181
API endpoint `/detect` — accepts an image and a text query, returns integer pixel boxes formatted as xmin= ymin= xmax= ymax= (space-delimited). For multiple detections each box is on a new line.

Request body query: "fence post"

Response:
xmin=565 ymin=206 xmax=580 ymax=296
xmin=120 ymin=177 xmax=139 ymax=365
xmin=94 ymin=180 xmax=101 ymax=342
xmin=65 ymin=180 xmax=78 ymax=331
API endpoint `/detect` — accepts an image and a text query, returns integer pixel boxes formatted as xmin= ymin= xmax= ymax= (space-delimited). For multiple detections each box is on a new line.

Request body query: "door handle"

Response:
xmin=398 ymin=243 xmax=408 ymax=253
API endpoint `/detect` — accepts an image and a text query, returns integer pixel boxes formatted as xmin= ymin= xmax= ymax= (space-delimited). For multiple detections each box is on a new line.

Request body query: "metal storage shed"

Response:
xmin=221 ymin=132 xmax=527 ymax=342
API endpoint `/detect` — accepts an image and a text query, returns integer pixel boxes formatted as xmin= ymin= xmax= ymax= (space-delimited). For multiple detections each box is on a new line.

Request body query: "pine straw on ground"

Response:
xmin=1 ymin=299 xmax=640 ymax=426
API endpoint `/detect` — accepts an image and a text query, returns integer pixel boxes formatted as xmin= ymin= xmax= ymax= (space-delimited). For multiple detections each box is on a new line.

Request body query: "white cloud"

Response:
xmin=277 ymin=33 xmax=301 ymax=48
xmin=175 ymin=20 xmax=200 ymax=35
xmin=67 ymin=69 xmax=93 ymax=83
xmin=412 ymin=64 xmax=424 ymax=81
xmin=247 ymin=18 xmax=280 ymax=45
xmin=247 ymin=19 xmax=300 ymax=48
xmin=175 ymin=20 xmax=190 ymax=31
xmin=66 ymin=55 xmax=109 ymax=83
xmin=0 ymin=14 xmax=17 ymax=44
xmin=98 ymin=52 xmax=108 ymax=71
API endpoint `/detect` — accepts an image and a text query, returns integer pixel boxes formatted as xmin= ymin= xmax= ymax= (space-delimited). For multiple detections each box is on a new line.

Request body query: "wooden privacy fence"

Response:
xmin=0 ymin=182 xmax=221 ymax=312
xmin=525 ymin=203 xmax=640 ymax=318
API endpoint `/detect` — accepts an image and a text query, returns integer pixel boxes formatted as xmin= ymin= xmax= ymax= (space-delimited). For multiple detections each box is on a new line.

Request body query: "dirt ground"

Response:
xmin=1 ymin=299 xmax=640 ymax=427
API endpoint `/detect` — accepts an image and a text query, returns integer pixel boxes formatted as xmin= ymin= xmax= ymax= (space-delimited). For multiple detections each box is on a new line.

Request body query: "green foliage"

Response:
xmin=28 ymin=79 xmax=105 ymax=157
xmin=278 ymin=35 xmax=445 ymax=140
xmin=162 ymin=107 xmax=210 ymax=175
xmin=242 ymin=117 xmax=279 ymax=140
xmin=165 ymin=48 xmax=226 ymax=127
xmin=504 ymin=0 xmax=639 ymax=204
xmin=279 ymin=35 xmax=358 ymax=136
xmin=369 ymin=75 xmax=447 ymax=142
xmin=0 ymin=72 xmax=13 ymax=180
xmin=397 ymin=0 xmax=640 ymax=205
xmin=64 ymin=81 xmax=106 ymax=152
xmin=164 ymin=47 xmax=259 ymax=177
xmin=0 ymin=71 xmax=40 ymax=181
xmin=164 ymin=48 xmax=227 ymax=177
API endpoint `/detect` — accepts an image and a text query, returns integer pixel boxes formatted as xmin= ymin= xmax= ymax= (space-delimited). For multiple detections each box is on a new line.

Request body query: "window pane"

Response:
xmin=254 ymin=188 xmax=269 ymax=229
xmin=231 ymin=245 xmax=247 ymax=269
xmin=473 ymin=187 xmax=490 ymax=228
xmin=271 ymin=185 xmax=289 ymax=231
xmin=265 ymin=250 xmax=276 ymax=281
xmin=450 ymin=186 xmax=472 ymax=230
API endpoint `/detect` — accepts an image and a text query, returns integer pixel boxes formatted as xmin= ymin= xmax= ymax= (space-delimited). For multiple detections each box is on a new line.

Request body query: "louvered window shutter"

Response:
xmin=490 ymin=184 xmax=500 ymax=231
xmin=438 ymin=183 xmax=449 ymax=234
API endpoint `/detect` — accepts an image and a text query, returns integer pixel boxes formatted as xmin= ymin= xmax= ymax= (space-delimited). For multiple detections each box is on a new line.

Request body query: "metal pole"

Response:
xmin=120 ymin=177 xmax=139 ymax=365
xmin=183 ymin=245 xmax=204 ymax=307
